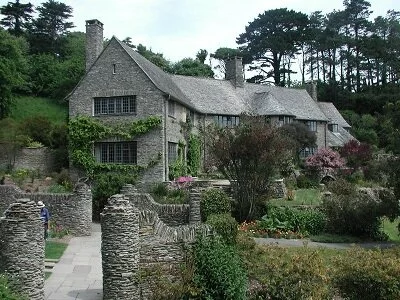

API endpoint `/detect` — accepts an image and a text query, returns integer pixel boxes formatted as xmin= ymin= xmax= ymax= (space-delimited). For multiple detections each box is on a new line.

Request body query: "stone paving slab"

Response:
xmin=45 ymin=223 xmax=103 ymax=300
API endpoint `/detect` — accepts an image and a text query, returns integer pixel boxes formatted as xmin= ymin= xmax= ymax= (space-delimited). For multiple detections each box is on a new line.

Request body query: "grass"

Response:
xmin=10 ymin=96 xmax=68 ymax=125
xmin=310 ymin=233 xmax=365 ymax=243
xmin=382 ymin=217 xmax=400 ymax=243
xmin=45 ymin=241 xmax=68 ymax=260
xmin=269 ymin=188 xmax=322 ymax=207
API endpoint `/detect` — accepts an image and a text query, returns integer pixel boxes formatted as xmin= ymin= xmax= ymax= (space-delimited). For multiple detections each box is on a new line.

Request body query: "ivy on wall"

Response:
xmin=68 ymin=115 xmax=162 ymax=178
xmin=169 ymin=140 xmax=187 ymax=180
xmin=187 ymin=133 xmax=201 ymax=176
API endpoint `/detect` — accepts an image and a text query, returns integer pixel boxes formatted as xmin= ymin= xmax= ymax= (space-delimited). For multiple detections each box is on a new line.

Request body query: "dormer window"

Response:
xmin=329 ymin=124 xmax=339 ymax=132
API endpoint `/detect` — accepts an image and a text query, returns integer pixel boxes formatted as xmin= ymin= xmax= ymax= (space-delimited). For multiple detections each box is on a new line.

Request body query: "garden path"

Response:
xmin=45 ymin=223 xmax=102 ymax=300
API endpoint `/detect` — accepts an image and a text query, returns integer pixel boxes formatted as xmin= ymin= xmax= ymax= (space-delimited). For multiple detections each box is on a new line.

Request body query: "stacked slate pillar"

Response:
xmin=189 ymin=187 xmax=201 ymax=224
xmin=73 ymin=183 xmax=93 ymax=236
xmin=101 ymin=194 xmax=140 ymax=300
xmin=0 ymin=198 xmax=44 ymax=300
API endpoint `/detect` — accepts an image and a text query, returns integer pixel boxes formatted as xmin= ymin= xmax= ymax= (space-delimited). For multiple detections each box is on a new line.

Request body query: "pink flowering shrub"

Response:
xmin=305 ymin=148 xmax=346 ymax=173
xmin=172 ymin=176 xmax=194 ymax=189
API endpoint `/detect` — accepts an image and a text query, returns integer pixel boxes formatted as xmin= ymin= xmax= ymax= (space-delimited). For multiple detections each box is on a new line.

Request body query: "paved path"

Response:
xmin=45 ymin=223 xmax=103 ymax=300
xmin=254 ymin=237 xmax=398 ymax=249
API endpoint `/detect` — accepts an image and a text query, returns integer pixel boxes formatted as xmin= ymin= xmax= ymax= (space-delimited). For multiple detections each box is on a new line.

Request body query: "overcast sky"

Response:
xmin=2 ymin=0 xmax=400 ymax=63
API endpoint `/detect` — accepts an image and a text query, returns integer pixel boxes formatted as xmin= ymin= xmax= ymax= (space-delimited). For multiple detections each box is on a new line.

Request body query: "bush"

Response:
xmin=296 ymin=174 xmax=318 ymax=189
xmin=200 ymin=188 xmax=231 ymax=221
xmin=364 ymin=158 xmax=389 ymax=185
xmin=333 ymin=247 xmax=400 ymax=300
xmin=18 ymin=116 xmax=52 ymax=146
xmin=206 ymin=213 xmax=238 ymax=245
xmin=193 ymin=236 xmax=247 ymax=300
xmin=322 ymin=185 xmax=398 ymax=237
xmin=150 ymin=182 xmax=189 ymax=204
xmin=261 ymin=206 xmax=326 ymax=235
xmin=0 ymin=274 xmax=25 ymax=300
xmin=242 ymin=246 xmax=332 ymax=300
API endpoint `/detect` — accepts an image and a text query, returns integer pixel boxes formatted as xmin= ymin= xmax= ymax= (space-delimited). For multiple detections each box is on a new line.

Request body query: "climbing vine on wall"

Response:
xmin=68 ymin=115 xmax=162 ymax=178
xmin=187 ymin=133 xmax=201 ymax=176
xmin=169 ymin=140 xmax=187 ymax=180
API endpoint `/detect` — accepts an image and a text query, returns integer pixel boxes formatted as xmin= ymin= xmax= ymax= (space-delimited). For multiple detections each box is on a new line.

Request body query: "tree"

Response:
xmin=305 ymin=147 xmax=345 ymax=175
xmin=0 ymin=28 xmax=28 ymax=118
xmin=237 ymin=8 xmax=309 ymax=86
xmin=135 ymin=43 xmax=171 ymax=72
xmin=206 ymin=115 xmax=292 ymax=221
xmin=28 ymin=0 xmax=74 ymax=54
xmin=0 ymin=0 xmax=34 ymax=36
xmin=196 ymin=49 xmax=208 ymax=64
xmin=340 ymin=139 xmax=372 ymax=171
xmin=171 ymin=57 xmax=214 ymax=77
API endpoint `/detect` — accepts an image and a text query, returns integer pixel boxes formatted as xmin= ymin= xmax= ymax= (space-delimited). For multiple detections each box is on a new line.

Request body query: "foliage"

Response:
xmin=340 ymin=139 xmax=373 ymax=170
xmin=92 ymin=172 xmax=136 ymax=220
xmin=205 ymin=115 xmax=293 ymax=221
xmin=210 ymin=47 xmax=243 ymax=76
xmin=333 ymin=247 xmax=400 ymax=300
xmin=363 ymin=156 xmax=390 ymax=185
xmin=237 ymin=8 xmax=309 ymax=85
xmin=168 ymin=141 xmax=187 ymax=180
xmin=261 ymin=206 xmax=326 ymax=235
xmin=0 ymin=274 xmax=26 ymax=300
xmin=305 ymin=147 xmax=345 ymax=174
xmin=323 ymin=182 xmax=399 ymax=237
xmin=150 ymin=181 xmax=189 ymax=204
xmin=281 ymin=122 xmax=317 ymax=157
xmin=135 ymin=43 xmax=172 ymax=72
xmin=296 ymin=174 xmax=319 ymax=188
xmin=187 ymin=134 xmax=201 ymax=176
xmin=171 ymin=57 xmax=214 ymax=77
xmin=0 ymin=28 xmax=28 ymax=119
xmin=241 ymin=245 xmax=332 ymax=300
xmin=68 ymin=115 xmax=161 ymax=178
xmin=49 ymin=221 xmax=69 ymax=238
xmin=0 ymin=0 xmax=34 ymax=36
xmin=200 ymin=188 xmax=231 ymax=221
xmin=193 ymin=235 xmax=247 ymax=300
xmin=18 ymin=115 xmax=52 ymax=146
xmin=206 ymin=213 xmax=238 ymax=245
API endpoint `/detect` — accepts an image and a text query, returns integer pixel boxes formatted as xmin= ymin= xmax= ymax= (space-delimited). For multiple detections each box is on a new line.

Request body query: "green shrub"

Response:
xmin=0 ymin=274 xmax=26 ymax=300
xmin=243 ymin=246 xmax=332 ymax=300
xmin=364 ymin=158 xmax=389 ymax=185
xmin=51 ymin=169 xmax=72 ymax=191
xmin=18 ymin=116 xmax=52 ymax=146
xmin=193 ymin=236 xmax=247 ymax=300
xmin=206 ymin=213 xmax=238 ymax=245
xmin=327 ymin=178 xmax=356 ymax=196
xmin=200 ymin=188 xmax=231 ymax=221
xmin=322 ymin=186 xmax=398 ymax=238
xmin=296 ymin=174 xmax=318 ymax=189
xmin=333 ymin=247 xmax=400 ymax=300
xmin=261 ymin=206 xmax=326 ymax=235
xmin=92 ymin=172 xmax=136 ymax=221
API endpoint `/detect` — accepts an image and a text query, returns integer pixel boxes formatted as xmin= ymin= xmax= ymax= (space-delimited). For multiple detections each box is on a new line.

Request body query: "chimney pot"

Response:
xmin=85 ymin=19 xmax=104 ymax=72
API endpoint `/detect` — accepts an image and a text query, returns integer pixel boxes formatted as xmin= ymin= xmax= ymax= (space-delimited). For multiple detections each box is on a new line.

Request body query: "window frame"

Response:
xmin=94 ymin=141 xmax=137 ymax=164
xmin=168 ymin=100 xmax=176 ymax=118
xmin=213 ymin=115 xmax=240 ymax=128
xmin=305 ymin=120 xmax=317 ymax=132
xmin=93 ymin=96 xmax=137 ymax=116
xmin=168 ymin=142 xmax=178 ymax=163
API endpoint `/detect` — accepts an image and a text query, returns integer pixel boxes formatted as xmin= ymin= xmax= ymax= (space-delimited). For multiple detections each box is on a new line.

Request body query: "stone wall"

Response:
xmin=0 ymin=198 xmax=45 ymax=300
xmin=100 ymin=185 xmax=211 ymax=300
xmin=0 ymin=183 xmax=92 ymax=236
xmin=0 ymin=145 xmax=56 ymax=174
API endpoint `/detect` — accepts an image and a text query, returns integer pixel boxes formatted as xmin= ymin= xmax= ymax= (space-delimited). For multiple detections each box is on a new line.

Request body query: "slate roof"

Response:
xmin=317 ymin=102 xmax=351 ymax=128
xmin=326 ymin=128 xmax=355 ymax=148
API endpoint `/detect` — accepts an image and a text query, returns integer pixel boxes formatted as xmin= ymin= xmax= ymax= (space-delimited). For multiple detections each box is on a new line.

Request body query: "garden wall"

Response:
xmin=100 ymin=185 xmax=212 ymax=300
xmin=0 ymin=145 xmax=56 ymax=174
xmin=0 ymin=183 xmax=92 ymax=236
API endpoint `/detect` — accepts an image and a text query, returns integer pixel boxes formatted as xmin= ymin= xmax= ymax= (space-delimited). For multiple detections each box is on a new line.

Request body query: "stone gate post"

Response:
xmin=0 ymin=198 xmax=45 ymax=300
xmin=101 ymin=194 xmax=140 ymax=300
xmin=189 ymin=187 xmax=201 ymax=224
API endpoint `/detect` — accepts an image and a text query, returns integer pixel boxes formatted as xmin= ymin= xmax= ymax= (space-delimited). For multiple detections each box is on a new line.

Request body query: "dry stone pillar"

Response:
xmin=73 ymin=183 xmax=93 ymax=236
xmin=101 ymin=194 xmax=140 ymax=300
xmin=189 ymin=188 xmax=201 ymax=224
xmin=0 ymin=198 xmax=44 ymax=300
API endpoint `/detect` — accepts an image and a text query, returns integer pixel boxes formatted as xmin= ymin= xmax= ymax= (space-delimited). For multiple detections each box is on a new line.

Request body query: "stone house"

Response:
xmin=67 ymin=19 xmax=354 ymax=182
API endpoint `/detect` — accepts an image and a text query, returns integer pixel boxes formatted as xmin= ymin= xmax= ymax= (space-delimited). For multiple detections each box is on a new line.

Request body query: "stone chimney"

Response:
xmin=305 ymin=81 xmax=318 ymax=101
xmin=225 ymin=57 xmax=244 ymax=88
xmin=85 ymin=19 xmax=104 ymax=72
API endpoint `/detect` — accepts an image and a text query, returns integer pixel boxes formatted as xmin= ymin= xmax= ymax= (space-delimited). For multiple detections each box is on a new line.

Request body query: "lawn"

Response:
xmin=45 ymin=241 xmax=68 ymax=260
xmin=269 ymin=188 xmax=322 ymax=207
xmin=10 ymin=96 xmax=68 ymax=125
xmin=382 ymin=217 xmax=400 ymax=243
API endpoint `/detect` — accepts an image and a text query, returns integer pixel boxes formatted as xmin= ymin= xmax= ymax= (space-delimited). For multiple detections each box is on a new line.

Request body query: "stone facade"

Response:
xmin=0 ymin=183 xmax=92 ymax=236
xmin=0 ymin=198 xmax=45 ymax=300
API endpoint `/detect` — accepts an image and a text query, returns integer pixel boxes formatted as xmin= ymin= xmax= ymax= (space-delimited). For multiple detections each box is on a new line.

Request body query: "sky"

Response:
xmin=1 ymin=0 xmax=400 ymax=64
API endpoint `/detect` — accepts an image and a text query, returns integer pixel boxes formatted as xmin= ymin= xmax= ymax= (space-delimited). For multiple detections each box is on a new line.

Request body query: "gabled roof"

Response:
xmin=318 ymin=102 xmax=351 ymax=128
xmin=326 ymin=128 xmax=355 ymax=148
xmin=251 ymin=92 xmax=294 ymax=116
